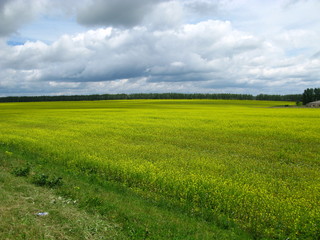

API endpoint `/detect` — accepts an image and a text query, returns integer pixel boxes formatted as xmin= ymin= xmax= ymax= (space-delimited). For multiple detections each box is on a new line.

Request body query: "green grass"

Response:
xmin=0 ymin=99 xmax=319 ymax=239
xmin=0 ymin=156 xmax=125 ymax=239
xmin=0 ymin=147 xmax=247 ymax=240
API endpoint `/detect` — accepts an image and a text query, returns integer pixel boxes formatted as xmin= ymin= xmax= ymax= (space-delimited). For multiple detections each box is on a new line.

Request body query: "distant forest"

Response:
xmin=0 ymin=93 xmax=302 ymax=103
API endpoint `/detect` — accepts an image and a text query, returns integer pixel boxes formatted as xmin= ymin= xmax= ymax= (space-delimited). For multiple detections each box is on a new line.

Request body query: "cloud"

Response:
xmin=77 ymin=0 xmax=165 ymax=28
xmin=282 ymin=0 xmax=308 ymax=8
xmin=312 ymin=51 xmax=320 ymax=59
xmin=0 ymin=0 xmax=9 ymax=7
xmin=2 ymin=18 xmax=319 ymax=96
xmin=143 ymin=1 xmax=185 ymax=30
xmin=1 ymin=0 xmax=320 ymax=96
xmin=0 ymin=0 xmax=47 ymax=37
xmin=184 ymin=0 xmax=219 ymax=16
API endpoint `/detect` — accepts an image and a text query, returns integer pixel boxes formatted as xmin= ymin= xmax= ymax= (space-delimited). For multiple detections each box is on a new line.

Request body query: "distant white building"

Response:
xmin=306 ymin=100 xmax=320 ymax=107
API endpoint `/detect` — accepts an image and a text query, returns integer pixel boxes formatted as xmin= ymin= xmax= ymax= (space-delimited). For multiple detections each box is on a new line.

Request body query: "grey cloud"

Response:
xmin=0 ymin=0 xmax=45 ymax=36
xmin=147 ymin=72 xmax=212 ymax=83
xmin=77 ymin=0 xmax=163 ymax=28
xmin=185 ymin=0 xmax=219 ymax=16
xmin=200 ymin=79 xmax=253 ymax=89
xmin=0 ymin=0 xmax=10 ymax=8
xmin=282 ymin=0 xmax=308 ymax=9
xmin=312 ymin=51 xmax=320 ymax=58
xmin=43 ymin=61 xmax=147 ymax=83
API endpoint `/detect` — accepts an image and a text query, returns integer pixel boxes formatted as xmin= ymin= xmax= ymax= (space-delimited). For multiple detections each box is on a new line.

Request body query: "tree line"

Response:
xmin=255 ymin=94 xmax=301 ymax=101
xmin=302 ymin=88 xmax=320 ymax=105
xmin=0 ymin=92 xmax=302 ymax=103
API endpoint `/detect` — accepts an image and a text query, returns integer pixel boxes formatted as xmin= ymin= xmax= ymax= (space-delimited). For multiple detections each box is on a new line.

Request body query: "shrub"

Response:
xmin=32 ymin=173 xmax=63 ymax=188
xmin=11 ymin=166 xmax=30 ymax=177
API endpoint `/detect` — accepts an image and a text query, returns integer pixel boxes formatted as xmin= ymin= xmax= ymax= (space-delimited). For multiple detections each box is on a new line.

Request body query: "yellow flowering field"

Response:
xmin=0 ymin=100 xmax=319 ymax=239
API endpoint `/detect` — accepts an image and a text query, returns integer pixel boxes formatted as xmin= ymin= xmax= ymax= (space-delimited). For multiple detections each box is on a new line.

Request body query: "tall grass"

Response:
xmin=0 ymin=100 xmax=319 ymax=239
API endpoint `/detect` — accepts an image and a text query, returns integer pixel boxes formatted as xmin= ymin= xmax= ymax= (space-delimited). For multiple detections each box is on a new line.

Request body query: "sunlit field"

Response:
xmin=0 ymin=100 xmax=319 ymax=239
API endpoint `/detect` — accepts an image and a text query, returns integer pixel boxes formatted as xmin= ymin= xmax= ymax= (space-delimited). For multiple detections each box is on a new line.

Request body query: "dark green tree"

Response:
xmin=302 ymin=88 xmax=319 ymax=105
xmin=314 ymin=88 xmax=320 ymax=101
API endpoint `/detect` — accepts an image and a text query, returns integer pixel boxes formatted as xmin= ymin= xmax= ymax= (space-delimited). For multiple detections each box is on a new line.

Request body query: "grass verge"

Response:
xmin=0 ymin=149 xmax=251 ymax=240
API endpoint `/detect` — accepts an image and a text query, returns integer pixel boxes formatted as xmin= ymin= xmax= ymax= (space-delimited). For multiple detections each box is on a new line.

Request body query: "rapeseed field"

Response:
xmin=0 ymin=100 xmax=319 ymax=239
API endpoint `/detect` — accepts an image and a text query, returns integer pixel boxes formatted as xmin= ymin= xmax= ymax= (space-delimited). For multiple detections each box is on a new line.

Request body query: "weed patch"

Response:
xmin=11 ymin=165 xmax=30 ymax=177
xmin=31 ymin=173 xmax=63 ymax=188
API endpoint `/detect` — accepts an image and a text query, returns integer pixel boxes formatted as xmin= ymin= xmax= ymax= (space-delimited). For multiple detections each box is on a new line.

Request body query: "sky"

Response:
xmin=0 ymin=0 xmax=320 ymax=97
